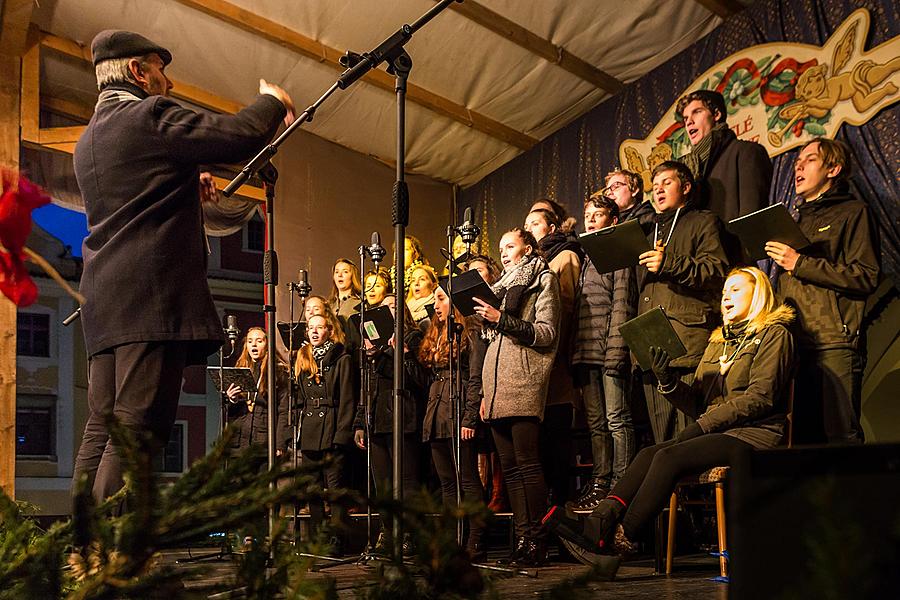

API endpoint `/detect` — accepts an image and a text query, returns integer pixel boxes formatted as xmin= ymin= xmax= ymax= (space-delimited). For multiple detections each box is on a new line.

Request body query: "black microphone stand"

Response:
xmin=286 ymin=274 xmax=311 ymax=542
xmin=222 ymin=0 xmax=462 ymax=560
xmin=357 ymin=235 xmax=385 ymax=561
xmin=179 ymin=316 xmax=240 ymax=564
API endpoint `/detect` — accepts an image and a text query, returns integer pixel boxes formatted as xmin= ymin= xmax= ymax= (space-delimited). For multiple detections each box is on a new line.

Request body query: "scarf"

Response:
xmin=482 ymin=253 xmax=546 ymax=342
xmin=681 ymin=122 xmax=736 ymax=182
xmin=312 ymin=340 xmax=333 ymax=362
xmin=539 ymin=231 xmax=585 ymax=264
xmin=719 ymin=319 xmax=751 ymax=375
xmin=407 ymin=292 xmax=435 ymax=323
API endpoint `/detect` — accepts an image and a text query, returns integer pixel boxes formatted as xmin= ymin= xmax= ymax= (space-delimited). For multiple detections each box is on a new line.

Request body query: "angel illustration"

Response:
xmin=624 ymin=144 xmax=673 ymax=192
xmin=768 ymin=24 xmax=900 ymax=147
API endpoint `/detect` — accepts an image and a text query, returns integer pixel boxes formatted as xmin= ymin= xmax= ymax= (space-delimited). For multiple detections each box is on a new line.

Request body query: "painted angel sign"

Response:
xmin=619 ymin=8 xmax=900 ymax=192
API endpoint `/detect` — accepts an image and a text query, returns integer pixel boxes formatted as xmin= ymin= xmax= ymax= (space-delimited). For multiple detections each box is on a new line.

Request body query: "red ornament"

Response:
xmin=0 ymin=169 xmax=51 ymax=307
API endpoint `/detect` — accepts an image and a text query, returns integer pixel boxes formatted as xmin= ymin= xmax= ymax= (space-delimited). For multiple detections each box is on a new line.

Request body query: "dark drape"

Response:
xmin=461 ymin=0 xmax=900 ymax=285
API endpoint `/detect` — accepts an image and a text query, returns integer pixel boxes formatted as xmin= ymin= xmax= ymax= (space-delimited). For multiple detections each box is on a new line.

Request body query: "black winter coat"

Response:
xmin=74 ymin=82 xmax=285 ymax=360
xmin=228 ymin=366 xmax=291 ymax=452
xmin=353 ymin=330 xmax=426 ymax=437
xmin=421 ymin=333 xmax=485 ymax=442
xmin=637 ymin=207 xmax=730 ymax=369
xmin=699 ymin=136 xmax=773 ymax=224
xmin=296 ymin=344 xmax=355 ymax=451
xmin=775 ymin=184 xmax=880 ymax=349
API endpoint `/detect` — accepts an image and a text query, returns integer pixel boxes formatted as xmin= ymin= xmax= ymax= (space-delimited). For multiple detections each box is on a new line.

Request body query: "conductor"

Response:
xmin=71 ymin=29 xmax=294 ymax=506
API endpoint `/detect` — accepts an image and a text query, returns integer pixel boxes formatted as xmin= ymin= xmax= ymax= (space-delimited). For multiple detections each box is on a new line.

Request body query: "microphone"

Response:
xmin=224 ymin=314 xmax=241 ymax=357
xmin=294 ymin=269 xmax=313 ymax=298
xmin=458 ymin=206 xmax=480 ymax=247
xmin=225 ymin=315 xmax=240 ymax=341
xmin=368 ymin=231 xmax=386 ymax=265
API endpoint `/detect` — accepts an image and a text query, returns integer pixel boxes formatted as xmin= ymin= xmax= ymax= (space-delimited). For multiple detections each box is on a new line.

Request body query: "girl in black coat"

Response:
xmin=419 ymin=286 xmax=487 ymax=561
xmin=225 ymin=327 xmax=290 ymax=454
xmin=294 ymin=314 xmax=355 ymax=552
xmin=353 ymin=294 xmax=427 ymax=554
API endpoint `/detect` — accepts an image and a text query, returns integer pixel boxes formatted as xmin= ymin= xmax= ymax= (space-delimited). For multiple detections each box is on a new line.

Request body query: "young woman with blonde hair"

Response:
xmin=547 ymin=266 xmax=795 ymax=573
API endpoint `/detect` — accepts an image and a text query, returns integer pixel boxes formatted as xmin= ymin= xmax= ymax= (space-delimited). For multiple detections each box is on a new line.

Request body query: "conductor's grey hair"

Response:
xmin=94 ymin=56 xmax=150 ymax=90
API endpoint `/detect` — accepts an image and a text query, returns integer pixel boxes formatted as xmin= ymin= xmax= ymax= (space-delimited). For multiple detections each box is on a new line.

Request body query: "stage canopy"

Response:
xmin=30 ymin=0 xmax=750 ymax=188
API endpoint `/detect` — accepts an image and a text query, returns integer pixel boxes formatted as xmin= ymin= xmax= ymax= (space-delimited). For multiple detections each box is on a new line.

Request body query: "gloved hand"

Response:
xmin=674 ymin=421 xmax=704 ymax=443
xmin=649 ymin=346 xmax=675 ymax=389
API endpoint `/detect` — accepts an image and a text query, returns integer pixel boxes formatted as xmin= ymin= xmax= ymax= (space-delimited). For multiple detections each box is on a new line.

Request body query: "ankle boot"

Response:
xmin=497 ymin=536 xmax=527 ymax=565
xmin=583 ymin=498 xmax=625 ymax=551
xmin=566 ymin=478 xmax=610 ymax=513
xmin=510 ymin=537 xmax=547 ymax=567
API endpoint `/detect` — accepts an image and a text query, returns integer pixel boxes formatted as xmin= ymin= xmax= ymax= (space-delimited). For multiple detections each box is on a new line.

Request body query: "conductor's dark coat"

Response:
xmin=74 ymin=82 xmax=286 ymax=361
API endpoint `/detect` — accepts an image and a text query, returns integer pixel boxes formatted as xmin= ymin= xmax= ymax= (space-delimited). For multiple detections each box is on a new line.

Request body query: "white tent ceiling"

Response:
xmin=31 ymin=0 xmax=751 ymax=187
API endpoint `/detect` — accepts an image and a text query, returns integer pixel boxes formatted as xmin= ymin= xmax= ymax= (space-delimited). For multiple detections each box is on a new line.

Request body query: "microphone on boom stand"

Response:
xmin=224 ymin=314 xmax=241 ymax=359
xmin=368 ymin=231 xmax=386 ymax=266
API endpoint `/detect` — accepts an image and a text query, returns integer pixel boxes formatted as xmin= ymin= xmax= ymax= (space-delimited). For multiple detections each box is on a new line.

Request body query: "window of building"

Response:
xmin=244 ymin=214 xmax=265 ymax=253
xmin=16 ymin=395 xmax=56 ymax=459
xmin=17 ymin=312 xmax=51 ymax=357
xmin=153 ymin=421 xmax=187 ymax=474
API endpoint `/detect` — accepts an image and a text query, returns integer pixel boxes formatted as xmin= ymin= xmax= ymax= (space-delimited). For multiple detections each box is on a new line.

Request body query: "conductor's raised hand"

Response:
xmin=473 ymin=297 xmax=500 ymax=323
xmin=259 ymin=79 xmax=295 ymax=126
xmin=639 ymin=242 xmax=665 ymax=273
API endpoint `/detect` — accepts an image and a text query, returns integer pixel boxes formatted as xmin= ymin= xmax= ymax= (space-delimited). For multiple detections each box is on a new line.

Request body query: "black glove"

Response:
xmin=674 ymin=421 xmax=704 ymax=443
xmin=649 ymin=346 xmax=675 ymax=388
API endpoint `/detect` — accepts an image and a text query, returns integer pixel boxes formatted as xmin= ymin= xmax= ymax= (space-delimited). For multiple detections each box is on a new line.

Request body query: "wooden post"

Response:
xmin=0 ymin=53 xmax=21 ymax=499
xmin=0 ymin=0 xmax=36 ymax=499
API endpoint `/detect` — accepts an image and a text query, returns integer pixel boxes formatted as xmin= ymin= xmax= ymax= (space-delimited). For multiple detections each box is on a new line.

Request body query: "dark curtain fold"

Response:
xmin=462 ymin=0 xmax=900 ymax=285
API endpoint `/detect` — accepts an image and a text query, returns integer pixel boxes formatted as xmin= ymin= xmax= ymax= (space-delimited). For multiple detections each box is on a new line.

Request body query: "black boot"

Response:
xmin=544 ymin=498 xmax=623 ymax=553
xmin=497 ymin=536 xmax=527 ymax=565
xmin=510 ymin=537 xmax=547 ymax=567
xmin=566 ymin=478 xmax=610 ymax=514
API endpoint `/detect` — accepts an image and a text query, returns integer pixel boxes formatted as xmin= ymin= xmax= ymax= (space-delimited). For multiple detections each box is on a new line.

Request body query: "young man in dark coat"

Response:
xmin=637 ymin=161 xmax=730 ymax=443
xmin=766 ymin=138 xmax=880 ymax=444
xmin=72 ymin=30 xmax=294 ymax=504
xmin=677 ymin=89 xmax=772 ymax=262
xmin=569 ymin=193 xmax=636 ymax=512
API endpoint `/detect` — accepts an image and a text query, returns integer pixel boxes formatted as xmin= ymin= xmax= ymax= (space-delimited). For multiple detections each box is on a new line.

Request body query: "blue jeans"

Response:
xmin=580 ymin=366 xmax=634 ymax=487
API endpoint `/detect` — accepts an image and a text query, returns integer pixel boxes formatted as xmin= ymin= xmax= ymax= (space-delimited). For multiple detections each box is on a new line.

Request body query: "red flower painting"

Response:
xmin=0 ymin=169 xmax=51 ymax=306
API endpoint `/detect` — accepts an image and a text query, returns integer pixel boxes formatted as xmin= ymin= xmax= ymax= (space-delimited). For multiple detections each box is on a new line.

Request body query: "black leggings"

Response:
xmin=370 ymin=432 xmax=420 ymax=533
xmin=610 ymin=433 xmax=753 ymax=539
xmin=301 ymin=448 xmax=348 ymax=538
xmin=431 ymin=438 xmax=486 ymax=547
xmin=491 ymin=417 xmax=547 ymax=540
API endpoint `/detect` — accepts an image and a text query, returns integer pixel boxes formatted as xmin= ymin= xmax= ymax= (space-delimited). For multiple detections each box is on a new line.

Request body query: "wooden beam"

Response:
xmin=0 ymin=0 xmax=34 ymax=57
xmin=0 ymin=53 xmax=20 ymax=499
xmin=692 ymin=0 xmax=745 ymax=18
xmin=446 ymin=0 xmax=624 ymax=94
xmin=41 ymin=95 xmax=94 ymax=122
xmin=37 ymin=125 xmax=84 ymax=145
xmin=171 ymin=0 xmax=537 ymax=150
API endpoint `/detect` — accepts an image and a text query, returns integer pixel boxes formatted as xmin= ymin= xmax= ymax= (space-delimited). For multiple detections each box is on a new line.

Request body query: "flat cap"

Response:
xmin=91 ymin=30 xmax=172 ymax=66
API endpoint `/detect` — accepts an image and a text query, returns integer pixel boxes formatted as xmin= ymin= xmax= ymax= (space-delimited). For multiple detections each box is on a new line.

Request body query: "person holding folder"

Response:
xmin=637 ymin=161 xmax=730 ymax=443
xmin=569 ymin=195 xmax=637 ymax=513
xmin=474 ymin=228 xmax=561 ymax=567
xmin=545 ymin=267 xmax=796 ymax=573
xmin=766 ymin=138 xmax=879 ymax=444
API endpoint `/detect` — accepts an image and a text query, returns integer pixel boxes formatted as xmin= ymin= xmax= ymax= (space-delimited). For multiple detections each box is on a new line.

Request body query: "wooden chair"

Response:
xmin=664 ymin=382 xmax=795 ymax=579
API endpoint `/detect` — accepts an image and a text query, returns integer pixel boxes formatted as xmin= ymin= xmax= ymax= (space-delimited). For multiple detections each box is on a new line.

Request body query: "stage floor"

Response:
xmin=162 ymin=548 xmax=729 ymax=599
